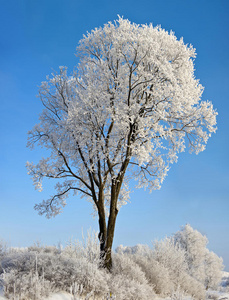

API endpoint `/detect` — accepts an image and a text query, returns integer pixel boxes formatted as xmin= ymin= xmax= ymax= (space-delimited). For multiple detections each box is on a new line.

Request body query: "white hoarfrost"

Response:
xmin=174 ymin=224 xmax=224 ymax=290
xmin=0 ymin=226 xmax=228 ymax=299
xmin=27 ymin=16 xmax=217 ymax=219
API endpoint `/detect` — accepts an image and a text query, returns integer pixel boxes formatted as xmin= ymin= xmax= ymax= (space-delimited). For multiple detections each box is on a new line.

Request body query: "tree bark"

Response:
xmin=97 ymin=180 xmax=118 ymax=271
xmin=98 ymin=156 xmax=129 ymax=270
xmin=97 ymin=189 xmax=107 ymax=262
xmin=104 ymin=206 xmax=118 ymax=271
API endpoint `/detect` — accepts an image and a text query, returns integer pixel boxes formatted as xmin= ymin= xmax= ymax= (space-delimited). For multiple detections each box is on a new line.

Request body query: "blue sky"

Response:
xmin=0 ymin=0 xmax=229 ymax=270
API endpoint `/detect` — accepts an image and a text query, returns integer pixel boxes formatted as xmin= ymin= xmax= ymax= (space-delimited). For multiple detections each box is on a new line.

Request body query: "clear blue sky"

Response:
xmin=0 ymin=0 xmax=229 ymax=270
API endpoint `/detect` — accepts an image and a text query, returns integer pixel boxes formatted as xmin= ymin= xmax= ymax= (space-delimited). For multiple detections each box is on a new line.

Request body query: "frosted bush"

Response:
xmin=133 ymin=255 xmax=173 ymax=295
xmin=62 ymin=229 xmax=100 ymax=265
xmin=0 ymin=251 xmax=57 ymax=299
xmin=204 ymin=249 xmax=224 ymax=290
xmin=150 ymin=235 xmax=207 ymax=298
xmin=0 ymin=240 xmax=7 ymax=275
xmin=35 ymin=253 xmax=78 ymax=290
xmin=0 ymin=226 xmax=224 ymax=299
xmin=177 ymin=271 xmax=206 ymax=300
xmin=0 ymin=247 xmax=109 ymax=299
xmin=0 ymin=240 xmax=7 ymax=259
xmin=152 ymin=237 xmax=188 ymax=286
xmin=28 ymin=244 xmax=60 ymax=255
xmin=112 ymin=253 xmax=149 ymax=286
xmin=115 ymin=237 xmax=207 ymax=297
xmin=2 ymin=269 xmax=54 ymax=300
xmin=109 ymin=274 xmax=155 ymax=300
xmin=116 ymin=244 xmax=151 ymax=257
xmin=33 ymin=252 xmax=109 ymax=296
xmin=1 ymin=251 xmax=36 ymax=275
xmin=65 ymin=257 xmax=109 ymax=297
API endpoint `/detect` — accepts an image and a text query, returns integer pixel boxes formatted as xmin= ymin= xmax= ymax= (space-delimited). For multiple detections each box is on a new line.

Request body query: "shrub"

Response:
xmin=0 ymin=248 xmax=109 ymax=299
xmin=112 ymin=253 xmax=149 ymax=286
xmin=152 ymin=237 xmax=188 ymax=287
xmin=2 ymin=269 xmax=54 ymax=300
xmin=177 ymin=271 xmax=206 ymax=300
xmin=61 ymin=257 xmax=109 ymax=297
xmin=204 ymin=249 xmax=224 ymax=290
xmin=108 ymin=274 xmax=155 ymax=300
xmin=116 ymin=244 xmax=151 ymax=257
xmin=62 ymin=229 xmax=100 ymax=265
xmin=133 ymin=255 xmax=173 ymax=295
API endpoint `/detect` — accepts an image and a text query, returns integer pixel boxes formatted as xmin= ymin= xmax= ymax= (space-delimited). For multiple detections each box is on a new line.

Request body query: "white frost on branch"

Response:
xmin=27 ymin=16 xmax=217 ymax=218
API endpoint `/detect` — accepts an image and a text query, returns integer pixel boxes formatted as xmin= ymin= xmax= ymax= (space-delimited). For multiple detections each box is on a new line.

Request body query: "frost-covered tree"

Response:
xmin=204 ymin=249 xmax=224 ymax=290
xmin=174 ymin=224 xmax=224 ymax=289
xmin=27 ymin=17 xmax=217 ymax=270
xmin=174 ymin=224 xmax=208 ymax=283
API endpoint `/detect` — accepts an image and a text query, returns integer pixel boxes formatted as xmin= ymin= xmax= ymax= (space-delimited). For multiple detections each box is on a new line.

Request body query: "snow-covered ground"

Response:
xmin=0 ymin=291 xmax=228 ymax=300
xmin=0 ymin=289 xmax=73 ymax=300
xmin=42 ymin=285 xmax=229 ymax=300
xmin=0 ymin=290 xmax=229 ymax=300
xmin=45 ymin=292 xmax=73 ymax=300
xmin=44 ymin=289 xmax=229 ymax=300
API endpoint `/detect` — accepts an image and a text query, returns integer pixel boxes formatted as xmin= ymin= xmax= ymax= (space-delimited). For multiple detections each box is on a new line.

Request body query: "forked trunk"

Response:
xmin=98 ymin=183 xmax=119 ymax=271
xmin=99 ymin=210 xmax=118 ymax=271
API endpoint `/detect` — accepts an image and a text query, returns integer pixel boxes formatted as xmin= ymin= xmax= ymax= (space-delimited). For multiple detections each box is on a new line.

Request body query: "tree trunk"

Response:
xmin=100 ymin=180 xmax=119 ymax=271
xmin=97 ymin=189 xmax=107 ymax=263
xmin=98 ymin=167 xmax=128 ymax=270
xmin=98 ymin=211 xmax=107 ymax=260
xmin=104 ymin=206 xmax=118 ymax=271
